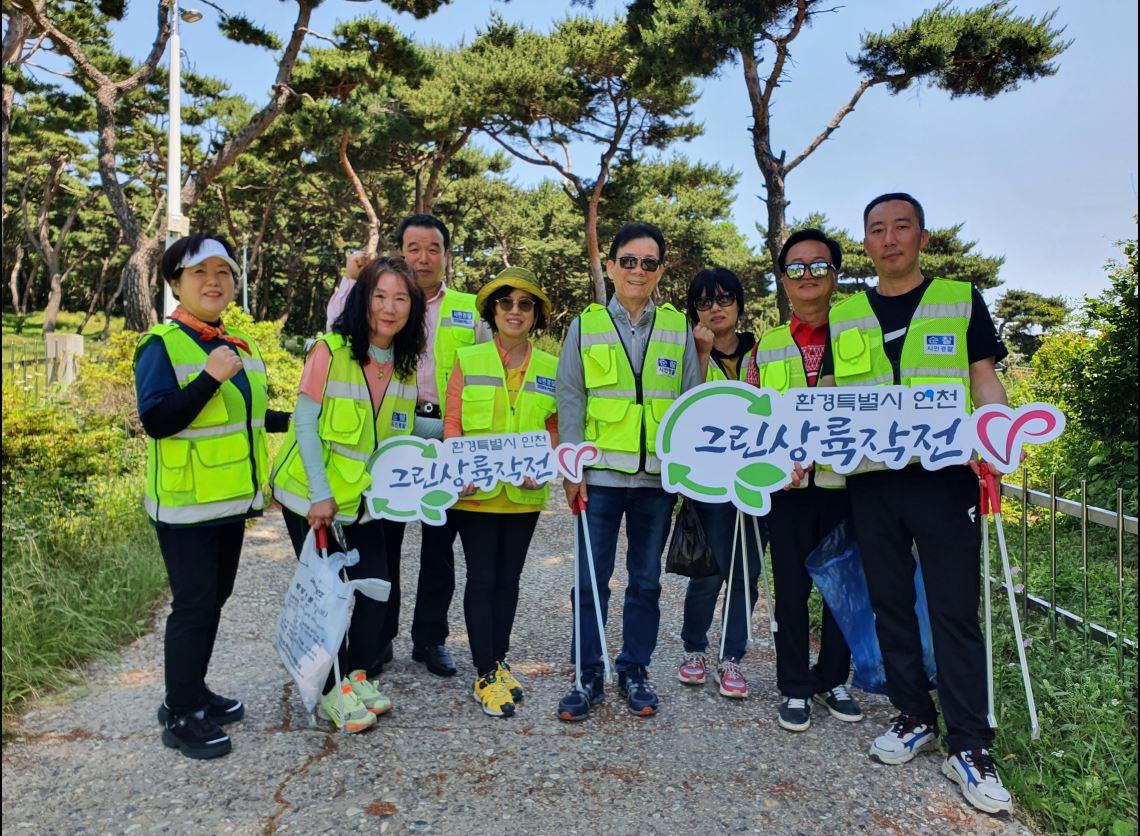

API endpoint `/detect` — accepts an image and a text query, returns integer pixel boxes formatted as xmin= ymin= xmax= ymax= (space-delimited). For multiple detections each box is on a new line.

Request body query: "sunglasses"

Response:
xmin=784 ymin=260 xmax=834 ymax=280
xmin=495 ymin=296 xmax=536 ymax=313
xmin=616 ymin=255 xmax=662 ymax=272
xmin=694 ymin=291 xmax=736 ymax=312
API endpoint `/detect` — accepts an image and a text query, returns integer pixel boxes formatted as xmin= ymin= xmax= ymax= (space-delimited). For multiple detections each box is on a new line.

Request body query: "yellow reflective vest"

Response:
xmin=455 ymin=340 xmax=559 ymax=506
xmin=271 ymin=333 xmax=417 ymax=523
xmin=579 ymin=302 xmax=687 ymax=474
xmin=432 ymin=289 xmax=480 ymax=418
xmin=136 ymin=323 xmax=269 ymax=525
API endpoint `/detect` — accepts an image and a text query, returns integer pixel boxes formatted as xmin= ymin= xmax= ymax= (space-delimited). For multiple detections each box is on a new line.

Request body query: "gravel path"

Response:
xmin=3 ymin=506 xmax=1030 ymax=834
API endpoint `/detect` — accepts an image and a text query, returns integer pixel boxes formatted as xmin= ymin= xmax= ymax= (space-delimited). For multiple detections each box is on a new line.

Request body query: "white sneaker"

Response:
xmin=941 ymin=749 xmax=1013 ymax=816
xmin=868 ymin=713 xmax=938 ymax=764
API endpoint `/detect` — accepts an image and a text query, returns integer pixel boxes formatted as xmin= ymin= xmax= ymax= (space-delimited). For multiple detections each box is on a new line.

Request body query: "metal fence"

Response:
xmin=2 ymin=342 xmax=83 ymax=405
xmin=997 ymin=472 xmax=1137 ymax=675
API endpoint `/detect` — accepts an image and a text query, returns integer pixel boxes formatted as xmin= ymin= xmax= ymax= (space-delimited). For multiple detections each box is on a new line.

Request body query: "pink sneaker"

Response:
xmin=677 ymin=653 xmax=708 ymax=685
xmin=716 ymin=658 xmax=749 ymax=699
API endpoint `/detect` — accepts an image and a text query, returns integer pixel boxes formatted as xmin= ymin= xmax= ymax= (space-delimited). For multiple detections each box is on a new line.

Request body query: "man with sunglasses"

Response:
xmin=819 ymin=193 xmax=1012 ymax=816
xmin=756 ymin=229 xmax=861 ymax=734
xmin=555 ymin=221 xmax=709 ymax=722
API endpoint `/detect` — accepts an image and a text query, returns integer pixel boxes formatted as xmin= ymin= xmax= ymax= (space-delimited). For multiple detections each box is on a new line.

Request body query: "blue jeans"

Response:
xmin=680 ymin=501 xmax=764 ymax=662
xmin=570 ymin=485 xmax=677 ymax=679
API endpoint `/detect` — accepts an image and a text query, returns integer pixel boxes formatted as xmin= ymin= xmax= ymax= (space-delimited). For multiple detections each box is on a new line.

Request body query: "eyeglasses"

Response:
xmin=495 ymin=296 xmax=536 ymax=313
xmin=784 ymin=260 xmax=834 ymax=280
xmin=616 ymin=255 xmax=662 ymax=272
xmin=694 ymin=292 xmax=736 ymax=311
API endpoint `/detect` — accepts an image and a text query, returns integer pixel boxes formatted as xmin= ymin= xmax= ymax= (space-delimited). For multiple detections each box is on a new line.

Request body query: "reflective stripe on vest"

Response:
xmin=579 ymin=303 xmax=687 ymax=475
xmin=136 ymin=322 xmax=269 ymax=525
xmin=270 ymin=333 xmax=417 ymax=520
xmin=457 ymin=341 xmax=558 ymax=506
xmin=432 ymin=290 xmax=481 ymax=418
xmin=828 ymin=278 xmax=972 ymax=474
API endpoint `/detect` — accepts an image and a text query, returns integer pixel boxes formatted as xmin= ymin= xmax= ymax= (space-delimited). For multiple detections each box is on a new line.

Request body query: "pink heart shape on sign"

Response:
xmin=555 ymin=442 xmax=600 ymax=482
xmin=974 ymin=404 xmax=1064 ymax=472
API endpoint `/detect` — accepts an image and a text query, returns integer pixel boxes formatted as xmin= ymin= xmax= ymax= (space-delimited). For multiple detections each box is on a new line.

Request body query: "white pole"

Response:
xmin=982 ymin=514 xmax=997 ymax=728
xmin=163 ymin=0 xmax=183 ymax=322
xmin=242 ymin=240 xmax=249 ymax=313
xmin=718 ymin=511 xmax=742 ymax=662
xmin=750 ymin=515 xmax=777 ymax=635
xmin=994 ymin=510 xmax=1041 ymax=740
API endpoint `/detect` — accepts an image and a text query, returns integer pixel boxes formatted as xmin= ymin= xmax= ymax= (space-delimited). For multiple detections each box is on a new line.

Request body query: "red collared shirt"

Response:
xmin=788 ymin=314 xmax=829 ymax=385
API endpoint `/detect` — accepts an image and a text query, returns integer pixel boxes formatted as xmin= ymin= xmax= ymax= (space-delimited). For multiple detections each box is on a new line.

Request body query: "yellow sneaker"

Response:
xmin=348 ymin=669 xmax=392 ymax=716
xmin=318 ymin=679 xmax=376 ymax=733
xmin=496 ymin=661 xmax=524 ymax=702
xmin=473 ymin=671 xmax=515 ymax=718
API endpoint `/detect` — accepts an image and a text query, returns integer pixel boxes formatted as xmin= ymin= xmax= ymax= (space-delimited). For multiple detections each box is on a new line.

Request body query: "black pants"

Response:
xmin=376 ymin=520 xmax=406 ymax=653
xmin=410 ymin=517 xmax=458 ymax=646
xmin=281 ymin=509 xmax=390 ymax=690
xmin=452 ymin=510 xmax=540 ymax=676
xmin=847 ymin=464 xmax=992 ymax=753
xmin=767 ymin=485 xmax=852 ymax=698
xmin=156 ymin=521 xmax=244 ymax=715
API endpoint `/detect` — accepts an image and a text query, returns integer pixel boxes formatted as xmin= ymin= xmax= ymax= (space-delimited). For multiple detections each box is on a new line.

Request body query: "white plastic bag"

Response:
xmin=273 ymin=527 xmax=391 ymax=712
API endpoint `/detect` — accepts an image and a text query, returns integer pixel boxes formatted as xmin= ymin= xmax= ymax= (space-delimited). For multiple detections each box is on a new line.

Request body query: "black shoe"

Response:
xmin=161 ymin=710 xmax=231 ymax=760
xmin=814 ymin=684 xmax=863 ymax=722
xmin=157 ymin=692 xmax=245 ymax=726
xmin=778 ymin=696 xmax=812 ymax=732
xmin=412 ymin=643 xmax=457 ymax=677
xmin=556 ymin=675 xmax=604 ymax=722
xmin=618 ymin=668 xmax=659 ymax=717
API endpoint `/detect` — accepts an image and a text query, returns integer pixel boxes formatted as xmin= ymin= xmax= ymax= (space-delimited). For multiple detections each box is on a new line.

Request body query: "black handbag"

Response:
xmin=664 ymin=498 xmax=719 ymax=578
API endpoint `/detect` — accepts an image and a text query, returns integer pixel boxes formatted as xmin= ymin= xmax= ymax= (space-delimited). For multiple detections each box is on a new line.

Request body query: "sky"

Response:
xmin=96 ymin=0 xmax=1138 ymax=304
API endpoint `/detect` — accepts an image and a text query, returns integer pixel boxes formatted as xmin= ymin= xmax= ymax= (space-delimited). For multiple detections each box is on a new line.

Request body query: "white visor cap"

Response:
xmin=175 ymin=238 xmax=241 ymax=275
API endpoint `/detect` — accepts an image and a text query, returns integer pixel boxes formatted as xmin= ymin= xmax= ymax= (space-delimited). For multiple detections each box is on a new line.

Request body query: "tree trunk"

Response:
xmin=41 ymin=265 xmax=63 ymax=334
xmin=100 ymin=268 xmax=127 ymax=340
xmin=122 ymin=234 xmax=161 ymax=331
xmin=21 ymin=259 xmax=37 ymax=313
xmin=78 ymin=252 xmax=115 ymax=334
xmin=8 ymin=243 xmax=24 ymax=313
xmin=1 ymin=9 xmax=32 ymax=193
xmin=584 ymin=190 xmax=606 ymax=304
xmin=339 ymin=132 xmax=380 ymax=253
xmin=762 ymin=173 xmax=791 ymax=324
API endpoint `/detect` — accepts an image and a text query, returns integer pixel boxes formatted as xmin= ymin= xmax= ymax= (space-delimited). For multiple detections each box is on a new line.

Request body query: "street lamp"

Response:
xmin=163 ymin=0 xmax=203 ymax=321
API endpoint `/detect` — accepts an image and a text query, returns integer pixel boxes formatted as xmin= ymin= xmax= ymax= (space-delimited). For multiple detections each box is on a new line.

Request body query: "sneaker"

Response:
xmin=778 ymin=696 xmax=812 ymax=732
xmin=677 ymin=652 xmax=708 ymax=686
xmin=869 ymin=713 xmax=938 ymax=765
xmin=942 ymin=749 xmax=1013 ymax=816
xmin=317 ymin=679 xmax=377 ymax=733
xmin=618 ymin=668 xmax=659 ymax=717
xmin=348 ymin=670 xmax=392 ymax=716
xmin=496 ymin=661 xmax=524 ymax=702
xmin=161 ymin=709 xmax=231 ymax=760
xmin=158 ymin=692 xmax=244 ymax=726
xmin=715 ymin=658 xmax=749 ymax=699
xmin=556 ymin=675 xmax=604 ymax=722
xmin=473 ymin=670 xmax=515 ymax=718
xmin=814 ymin=684 xmax=863 ymax=722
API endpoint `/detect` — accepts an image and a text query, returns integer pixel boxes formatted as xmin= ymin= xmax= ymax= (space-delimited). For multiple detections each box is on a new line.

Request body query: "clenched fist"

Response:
xmin=693 ymin=323 xmax=715 ymax=357
xmin=204 ymin=345 xmax=243 ymax=383
xmin=345 ymin=250 xmax=372 ymax=280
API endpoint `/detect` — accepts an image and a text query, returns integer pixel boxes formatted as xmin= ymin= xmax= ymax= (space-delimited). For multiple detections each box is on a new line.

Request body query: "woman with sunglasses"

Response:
xmin=443 ymin=267 xmax=559 ymax=718
xmin=271 ymin=256 xmax=428 ymax=733
xmin=676 ymin=267 xmax=765 ymax=700
xmin=763 ymin=229 xmax=860 ymax=733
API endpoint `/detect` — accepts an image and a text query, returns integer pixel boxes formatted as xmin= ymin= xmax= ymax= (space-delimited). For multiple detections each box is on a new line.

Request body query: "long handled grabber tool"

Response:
xmin=315 ymin=524 xmax=347 ymax=734
xmin=572 ymin=496 xmax=613 ymax=686
xmin=750 ymin=514 xmax=776 ymax=637
xmin=980 ymin=471 xmax=1040 ymax=740
xmin=980 ymin=488 xmax=998 ymax=729
xmin=720 ymin=511 xmax=776 ymax=660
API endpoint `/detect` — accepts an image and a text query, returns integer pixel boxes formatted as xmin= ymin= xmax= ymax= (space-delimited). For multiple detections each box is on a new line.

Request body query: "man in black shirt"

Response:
xmin=820 ymin=193 xmax=1013 ymax=817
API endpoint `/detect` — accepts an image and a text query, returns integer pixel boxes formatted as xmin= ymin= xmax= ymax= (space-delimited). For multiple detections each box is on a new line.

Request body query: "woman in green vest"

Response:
xmin=135 ymin=233 xmax=292 ymax=760
xmin=676 ymin=267 xmax=765 ymax=699
xmin=271 ymin=256 xmax=428 ymax=733
xmin=442 ymin=267 xmax=559 ymax=718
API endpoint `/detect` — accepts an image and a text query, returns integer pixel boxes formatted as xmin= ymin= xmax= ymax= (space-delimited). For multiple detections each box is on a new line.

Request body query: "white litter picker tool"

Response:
xmin=980 ymin=471 xmax=1040 ymax=740
xmin=571 ymin=495 xmax=613 ymax=688
xmin=720 ymin=510 xmax=776 ymax=660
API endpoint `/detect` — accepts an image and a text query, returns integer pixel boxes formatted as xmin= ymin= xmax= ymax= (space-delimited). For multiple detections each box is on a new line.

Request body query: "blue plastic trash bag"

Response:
xmin=805 ymin=520 xmax=937 ymax=695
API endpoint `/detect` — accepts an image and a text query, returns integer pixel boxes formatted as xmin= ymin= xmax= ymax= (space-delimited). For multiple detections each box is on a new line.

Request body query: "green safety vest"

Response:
xmin=136 ymin=323 xmax=269 ymax=525
xmin=753 ymin=323 xmax=844 ymax=489
xmin=432 ymin=289 xmax=481 ymax=418
xmin=271 ymin=333 xmax=417 ymax=523
xmin=828 ymin=278 xmax=973 ymax=474
xmin=704 ymin=353 xmax=750 ymax=383
xmin=456 ymin=340 xmax=559 ymax=506
xmin=579 ymin=302 xmax=688 ymax=474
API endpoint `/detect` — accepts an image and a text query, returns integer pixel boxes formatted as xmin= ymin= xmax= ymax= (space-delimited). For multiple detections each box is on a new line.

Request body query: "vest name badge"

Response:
xmin=391 ymin=411 xmax=409 ymax=431
xmin=925 ymin=335 xmax=956 ymax=355
xmin=450 ymin=310 xmax=474 ymax=328
xmin=656 ymin=357 xmax=678 ymax=377
xmin=535 ymin=375 xmax=556 ymax=395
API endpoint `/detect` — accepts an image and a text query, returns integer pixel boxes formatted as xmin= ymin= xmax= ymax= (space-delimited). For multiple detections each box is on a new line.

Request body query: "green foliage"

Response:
xmin=854 ymin=1 xmax=1070 ymax=98
xmin=218 ymin=14 xmax=283 ymax=50
xmin=994 ymin=289 xmax=1070 ymax=361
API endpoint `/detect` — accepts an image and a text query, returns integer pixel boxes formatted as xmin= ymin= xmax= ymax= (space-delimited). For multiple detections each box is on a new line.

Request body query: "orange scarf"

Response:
xmin=171 ymin=305 xmax=251 ymax=355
